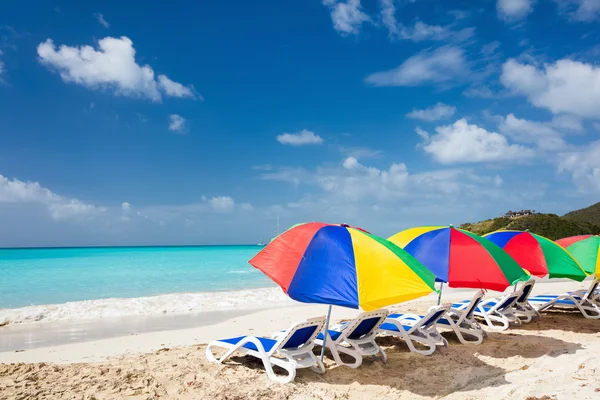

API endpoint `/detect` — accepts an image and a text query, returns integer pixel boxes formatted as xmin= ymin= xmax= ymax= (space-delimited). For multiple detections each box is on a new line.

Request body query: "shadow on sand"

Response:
xmin=511 ymin=312 xmax=600 ymax=334
xmin=227 ymin=329 xmax=582 ymax=397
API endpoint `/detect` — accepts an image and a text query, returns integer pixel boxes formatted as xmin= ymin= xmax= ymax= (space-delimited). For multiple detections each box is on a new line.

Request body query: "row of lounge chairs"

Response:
xmin=206 ymin=279 xmax=600 ymax=383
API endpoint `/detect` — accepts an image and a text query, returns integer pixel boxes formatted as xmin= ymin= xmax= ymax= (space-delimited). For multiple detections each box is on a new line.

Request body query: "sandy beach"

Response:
xmin=1 ymin=279 xmax=599 ymax=399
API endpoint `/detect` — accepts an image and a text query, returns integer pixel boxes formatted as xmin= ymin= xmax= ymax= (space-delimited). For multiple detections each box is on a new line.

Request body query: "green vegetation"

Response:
xmin=563 ymin=201 xmax=600 ymax=226
xmin=460 ymin=205 xmax=600 ymax=240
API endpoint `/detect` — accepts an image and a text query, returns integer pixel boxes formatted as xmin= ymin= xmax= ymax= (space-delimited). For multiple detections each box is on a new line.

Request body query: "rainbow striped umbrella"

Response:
xmin=388 ymin=226 xmax=529 ymax=292
xmin=556 ymin=235 xmax=600 ymax=277
xmin=249 ymin=222 xmax=437 ymax=311
xmin=484 ymin=231 xmax=587 ymax=281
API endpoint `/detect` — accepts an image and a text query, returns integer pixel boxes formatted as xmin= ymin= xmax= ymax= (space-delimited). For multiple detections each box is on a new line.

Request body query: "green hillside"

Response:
xmin=563 ymin=201 xmax=600 ymax=226
xmin=460 ymin=213 xmax=600 ymax=240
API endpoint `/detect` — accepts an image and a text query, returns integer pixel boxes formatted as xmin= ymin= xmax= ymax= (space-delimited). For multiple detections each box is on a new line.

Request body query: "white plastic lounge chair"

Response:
xmin=378 ymin=304 xmax=451 ymax=356
xmin=206 ymin=316 xmax=326 ymax=383
xmin=453 ymin=290 xmax=522 ymax=331
xmin=437 ymin=290 xmax=486 ymax=345
xmin=479 ymin=279 xmax=539 ymax=323
xmin=528 ymin=279 xmax=600 ymax=319
xmin=313 ymin=309 xmax=389 ymax=369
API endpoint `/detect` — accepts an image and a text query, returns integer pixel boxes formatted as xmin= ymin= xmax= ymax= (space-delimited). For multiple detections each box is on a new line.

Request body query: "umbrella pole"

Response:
xmin=320 ymin=305 xmax=333 ymax=362
xmin=437 ymin=282 xmax=444 ymax=305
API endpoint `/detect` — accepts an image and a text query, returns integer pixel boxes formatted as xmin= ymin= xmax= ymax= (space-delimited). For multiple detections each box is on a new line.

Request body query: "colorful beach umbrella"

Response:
xmin=484 ymin=230 xmax=587 ymax=281
xmin=556 ymin=235 xmax=600 ymax=277
xmin=388 ymin=226 xmax=529 ymax=292
xmin=249 ymin=222 xmax=437 ymax=311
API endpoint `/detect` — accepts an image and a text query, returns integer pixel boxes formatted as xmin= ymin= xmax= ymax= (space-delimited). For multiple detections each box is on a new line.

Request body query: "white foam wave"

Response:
xmin=227 ymin=269 xmax=254 ymax=274
xmin=0 ymin=287 xmax=294 ymax=325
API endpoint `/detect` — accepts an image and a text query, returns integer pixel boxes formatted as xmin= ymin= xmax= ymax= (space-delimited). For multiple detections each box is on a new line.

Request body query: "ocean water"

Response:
xmin=0 ymin=246 xmax=283 ymax=323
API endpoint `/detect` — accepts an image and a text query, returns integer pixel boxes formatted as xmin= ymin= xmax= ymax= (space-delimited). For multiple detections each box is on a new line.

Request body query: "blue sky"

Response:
xmin=1 ymin=0 xmax=600 ymax=246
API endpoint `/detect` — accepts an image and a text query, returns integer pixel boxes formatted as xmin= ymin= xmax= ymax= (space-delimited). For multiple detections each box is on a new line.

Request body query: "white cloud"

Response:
xmin=339 ymin=146 xmax=383 ymax=159
xmin=415 ymin=127 xmax=430 ymax=141
xmin=558 ymin=141 xmax=600 ymax=192
xmin=399 ymin=22 xmax=454 ymax=42
xmin=421 ymin=119 xmax=535 ymax=164
xmin=501 ymin=58 xmax=600 ymax=119
xmin=555 ymin=0 xmax=600 ymax=22
xmin=95 ymin=13 xmax=110 ymax=28
xmin=168 ymin=114 xmax=186 ymax=133
xmin=594 ymin=122 xmax=600 ymax=132
xmin=323 ymin=0 xmax=370 ymax=36
xmin=0 ymin=174 xmax=105 ymax=221
xmin=379 ymin=0 xmax=399 ymax=37
xmin=121 ymin=202 xmax=131 ymax=211
xmin=37 ymin=36 xmax=195 ymax=102
xmin=378 ymin=0 xmax=472 ymax=42
xmin=551 ymin=114 xmax=584 ymax=133
xmin=365 ymin=46 xmax=468 ymax=87
xmin=209 ymin=196 xmax=235 ymax=212
xmin=157 ymin=75 xmax=199 ymax=99
xmin=49 ymin=200 xmax=105 ymax=221
xmin=498 ymin=113 xmax=567 ymax=151
xmin=261 ymin=157 xmax=516 ymax=209
xmin=276 ymin=129 xmax=324 ymax=146
xmin=406 ymin=103 xmax=456 ymax=121
xmin=497 ymin=0 xmax=536 ymax=21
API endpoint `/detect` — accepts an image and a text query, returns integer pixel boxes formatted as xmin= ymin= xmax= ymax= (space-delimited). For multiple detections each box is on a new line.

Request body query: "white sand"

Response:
xmin=1 ymin=279 xmax=599 ymax=399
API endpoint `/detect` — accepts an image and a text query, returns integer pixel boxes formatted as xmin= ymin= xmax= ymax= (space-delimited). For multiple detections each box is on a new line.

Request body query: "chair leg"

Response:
xmin=265 ymin=356 xmax=296 ymax=384
xmin=399 ymin=330 xmax=436 ymax=356
xmin=332 ymin=344 xmax=363 ymax=369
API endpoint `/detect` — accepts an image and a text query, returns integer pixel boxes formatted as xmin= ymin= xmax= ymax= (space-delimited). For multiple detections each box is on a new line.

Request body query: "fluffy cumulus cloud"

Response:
xmin=558 ymin=141 xmax=600 ymax=192
xmin=0 ymin=174 xmax=105 ymax=221
xmin=276 ymin=129 xmax=324 ymax=145
xmin=555 ymin=0 xmax=600 ymax=22
xmin=365 ymin=46 xmax=469 ymax=87
xmin=420 ymin=119 xmax=535 ymax=164
xmin=157 ymin=75 xmax=198 ymax=99
xmin=497 ymin=0 xmax=536 ymax=21
xmin=322 ymin=0 xmax=370 ymax=36
xmin=406 ymin=103 xmax=456 ymax=121
xmin=37 ymin=36 xmax=198 ymax=102
xmin=498 ymin=114 xmax=567 ymax=151
xmin=501 ymin=58 xmax=600 ymax=119
xmin=168 ymin=114 xmax=186 ymax=133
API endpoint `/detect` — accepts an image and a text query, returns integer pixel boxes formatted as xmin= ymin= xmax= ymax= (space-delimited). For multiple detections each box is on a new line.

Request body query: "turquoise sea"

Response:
xmin=0 ymin=246 xmax=272 ymax=309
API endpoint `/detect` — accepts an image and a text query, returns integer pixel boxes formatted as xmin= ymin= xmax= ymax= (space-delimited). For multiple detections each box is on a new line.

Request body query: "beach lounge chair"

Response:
xmin=528 ymin=279 xmax=600 ymax=319
xmin=313 ymin=309 xmax=389 ymax=369
xmin=378 ymin=304 xmax=451 ymax=355
xmin=437 ymin=290 xmax=486 ymax=345
xmin=453 ymin=290 xmax=522 ymax=331
xmin=206 ymin=316 xmax=326 ymax=383
xmin=478 ymin=280 xmax=539 ymax=323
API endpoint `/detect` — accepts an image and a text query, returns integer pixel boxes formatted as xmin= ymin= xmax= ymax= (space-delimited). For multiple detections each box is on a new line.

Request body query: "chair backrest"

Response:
xmin=276 ymin=316 xmax=326 ymax=353
xmin=583 ymin=279 xmax=600 ymax=301
xmin=414 ymin=303 xmax=451 ymax=329
xmin=462 ymin=290 xmax=485 ymax=321
xmin=496 ymin=291 xmax=521 ymax=311
xmin=341 ymin=309 xmax=389 ymax=342
xmin=517 ymin=279 xmax=535 ymax=303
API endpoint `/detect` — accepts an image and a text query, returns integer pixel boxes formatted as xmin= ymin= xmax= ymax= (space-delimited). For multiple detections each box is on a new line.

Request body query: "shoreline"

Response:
xmin=0 ymin=278 xmax=593 ymax=364
xmin=1 ymin=278 xmax=599 ymax=399
xmin=0 ymin=286 xmax=289 ymax=326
